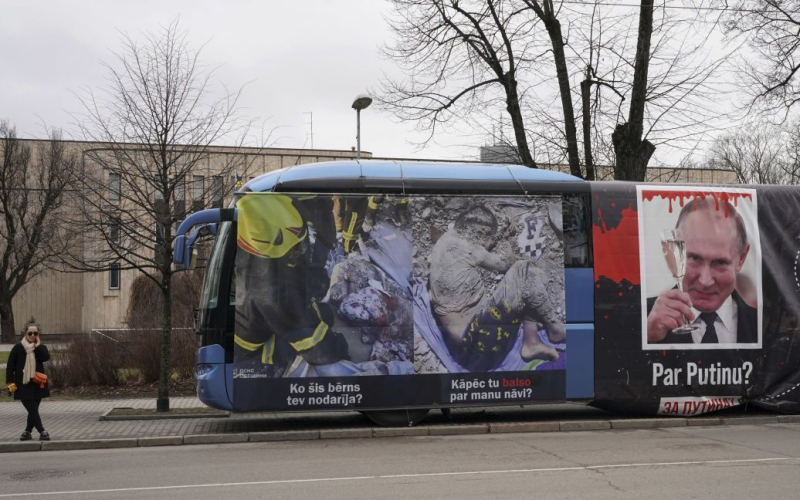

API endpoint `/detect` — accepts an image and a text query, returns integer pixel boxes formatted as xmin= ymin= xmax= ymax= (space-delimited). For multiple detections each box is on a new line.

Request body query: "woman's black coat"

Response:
xmin=5 ymin=342 xmax=50 ymax=400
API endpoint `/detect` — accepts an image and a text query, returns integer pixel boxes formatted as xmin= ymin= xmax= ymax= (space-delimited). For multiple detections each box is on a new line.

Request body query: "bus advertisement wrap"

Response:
xmin=233 ymin=193 xmax=567 ymax=411
xmin=593 ymin=183 xmax=800 ymax=415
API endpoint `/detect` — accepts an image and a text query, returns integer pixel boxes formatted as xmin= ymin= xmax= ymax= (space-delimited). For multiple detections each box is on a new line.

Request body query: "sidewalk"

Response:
xmin=0 ymin=396 xmax=798 ymax=453
xmin=0 ymin=343 xmax=68 ymax=352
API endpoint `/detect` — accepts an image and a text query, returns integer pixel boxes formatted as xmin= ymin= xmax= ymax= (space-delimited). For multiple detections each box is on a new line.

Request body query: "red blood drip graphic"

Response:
xmin=593 ymin=206 xmax=640 ymax=285
xmin=640 ymin=191 xmax=752 ymax=217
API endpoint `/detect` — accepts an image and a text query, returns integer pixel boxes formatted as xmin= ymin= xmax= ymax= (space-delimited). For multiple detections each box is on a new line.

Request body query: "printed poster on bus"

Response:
xmin=593 ymin=183 xmax=800 ymax=416
xmin=639 ymin=186 xmax=762 ymax=350
xmin=232 ymin=193 xmax=567 ymax=411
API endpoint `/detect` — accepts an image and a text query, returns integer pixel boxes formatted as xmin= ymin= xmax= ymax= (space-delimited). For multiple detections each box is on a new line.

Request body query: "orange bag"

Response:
xmin=32 ymin=372 xmax=47 ymax=389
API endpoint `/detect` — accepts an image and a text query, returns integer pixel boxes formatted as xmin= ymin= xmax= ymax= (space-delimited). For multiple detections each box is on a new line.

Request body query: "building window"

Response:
xmin=192 ymin=175 xmax=204 ymax=211
xmin=109 ymin=221 xmax=120 ymax=245
xmin=193 ymin=175 xmax=204 ymax=200
xmin=211 ymin=176 xmax=223 ymax=208
xmin=109 ymin=263 xmax=121 ymax=290
xmin=108 ymin=172 xmax=120 ymax=203
xmin=175 ymin=176 xmax=186 ymax=202
xmin=174 ymin=176 xmax=186 ymax=219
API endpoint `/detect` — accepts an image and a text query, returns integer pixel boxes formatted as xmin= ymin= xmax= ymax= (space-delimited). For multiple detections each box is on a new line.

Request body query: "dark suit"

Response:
xmin=646 ymin=290 xmax=758 ymax=344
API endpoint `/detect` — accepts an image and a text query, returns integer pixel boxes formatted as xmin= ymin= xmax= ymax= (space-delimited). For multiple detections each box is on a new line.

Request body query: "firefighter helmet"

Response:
xmin=237 ymin=194 xmax=307 ymax=259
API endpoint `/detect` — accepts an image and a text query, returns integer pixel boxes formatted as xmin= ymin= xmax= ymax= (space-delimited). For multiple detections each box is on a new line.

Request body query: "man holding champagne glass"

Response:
xmin=646 ymin=197 xmax=757 ymax=345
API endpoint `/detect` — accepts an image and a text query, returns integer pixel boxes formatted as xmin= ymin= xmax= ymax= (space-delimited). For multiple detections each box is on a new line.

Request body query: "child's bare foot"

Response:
xmin=521 ymin=342 xmax=559 ymax=362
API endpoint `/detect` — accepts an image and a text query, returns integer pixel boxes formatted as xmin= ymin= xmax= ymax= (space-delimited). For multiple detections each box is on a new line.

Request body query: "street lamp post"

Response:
xmin=351 ymin=94 xmax=372 ymax=160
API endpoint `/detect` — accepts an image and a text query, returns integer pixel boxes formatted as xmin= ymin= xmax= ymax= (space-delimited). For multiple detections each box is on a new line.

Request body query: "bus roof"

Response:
xmin=243 ymin=160 xmax=587 ymax=195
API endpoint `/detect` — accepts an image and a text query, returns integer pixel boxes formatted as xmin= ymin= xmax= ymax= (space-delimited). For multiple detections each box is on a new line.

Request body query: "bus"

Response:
xmin=173 ymin=160 xmax=800 ymax=425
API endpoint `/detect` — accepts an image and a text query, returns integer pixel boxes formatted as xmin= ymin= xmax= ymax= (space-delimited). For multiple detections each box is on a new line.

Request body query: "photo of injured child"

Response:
xmin=234 ymin=193 xmax=415 ymax=380
xmin=411 ymin=197 xmax=567 ymax=373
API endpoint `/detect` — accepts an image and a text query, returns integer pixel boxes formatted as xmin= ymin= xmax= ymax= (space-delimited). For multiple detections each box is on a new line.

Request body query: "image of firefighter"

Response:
xmin=234 ymin=194 xmax=349 ymax=376
xmin=333 ymin=195 xmax=391 ymax=253
xmin=428 ymin=204 xmax=566 ymax=372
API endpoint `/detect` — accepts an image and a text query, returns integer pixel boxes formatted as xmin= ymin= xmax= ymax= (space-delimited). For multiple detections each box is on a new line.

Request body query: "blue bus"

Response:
xmin=174 ymin=160 xmax=800 ymax=425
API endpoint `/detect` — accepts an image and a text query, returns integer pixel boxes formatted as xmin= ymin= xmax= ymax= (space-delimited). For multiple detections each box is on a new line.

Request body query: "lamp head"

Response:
xmin=352 ymin=94 xmax=373 ymax=110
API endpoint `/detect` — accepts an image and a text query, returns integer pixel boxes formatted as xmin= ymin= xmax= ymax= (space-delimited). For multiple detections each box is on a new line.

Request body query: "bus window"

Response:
xmin=198 ymin=221 xmax=230 ymax=311
xmin=563 ymin=193 xmax=592 ymax=268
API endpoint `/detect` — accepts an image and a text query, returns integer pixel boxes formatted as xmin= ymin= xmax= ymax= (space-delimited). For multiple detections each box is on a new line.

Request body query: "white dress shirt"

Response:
xmin=688 ymin=295 xmax=738 ymax=344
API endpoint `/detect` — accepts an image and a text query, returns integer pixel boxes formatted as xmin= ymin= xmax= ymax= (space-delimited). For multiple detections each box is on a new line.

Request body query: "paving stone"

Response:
xmin=319 ymin=428 xmax=373 ymax=440
xmin=0 ymin=442 xmax=41 ymax=453
xmin=720 ymin=416 xmax=779 ymax=426
xmin=138 ymin=436 xmax=184 ymax=447
xmin=428 ymin=424 xmax=489 ymax=436
xmin=559 ymin=420 xmax=611 ymax=432
xmin=42 ymin=438 xmax=138 ymax=451
xmin=686 ymin=418 xmax=722 ymax=426
xmin=249 ymin=430 xmax=320 ymax=442
xmin=610 ymin=418 xmax=687 ymax=429
xmin=372 ymin=427 xmax=429 ymax=438
xmin=489 ymin=422 xmax=559 ymax=433
xmin=183 ymin=433 xmax=248 ymax=445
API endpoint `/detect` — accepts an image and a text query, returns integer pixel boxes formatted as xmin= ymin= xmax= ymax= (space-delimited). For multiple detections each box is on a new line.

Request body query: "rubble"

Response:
xmin=325 ymin=221 xmax=414 ymax=364
xmin=410 ymin=195 xmax=567 ymax=372
xmin=412 ymin=196 xmax=565 ymax=318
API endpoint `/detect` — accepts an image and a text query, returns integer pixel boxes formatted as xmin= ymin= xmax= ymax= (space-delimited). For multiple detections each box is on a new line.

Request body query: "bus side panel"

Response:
xmin=233 ymin=193 xmax=571 ymax=412
xmin=565 ymin=268 xmax=594 ymax=323
xmin=196 ymin=344 xmax=233 ymax=411
xmin=566 ymin=324 xmax=593 ymax=399
xmin=565 ymin=267 xmax=594 ymax=399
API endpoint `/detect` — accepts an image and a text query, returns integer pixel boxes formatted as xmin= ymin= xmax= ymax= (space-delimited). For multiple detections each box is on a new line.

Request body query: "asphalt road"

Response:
xmin=0 ymin=423 xmax=798 ymax=499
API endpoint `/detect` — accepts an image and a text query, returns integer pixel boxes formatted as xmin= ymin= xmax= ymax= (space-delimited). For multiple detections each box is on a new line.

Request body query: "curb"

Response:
xmin=98 ymin=408 xmax=230 ymax=421
xmin=0 ymin=414 xmax=794 ymax=453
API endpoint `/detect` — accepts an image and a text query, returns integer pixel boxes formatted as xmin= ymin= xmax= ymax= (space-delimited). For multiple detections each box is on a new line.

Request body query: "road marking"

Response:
xmin=0 ymin=457 xmax=793 ymax=497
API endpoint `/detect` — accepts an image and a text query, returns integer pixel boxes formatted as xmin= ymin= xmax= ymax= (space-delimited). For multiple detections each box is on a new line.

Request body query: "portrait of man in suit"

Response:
xmin=640 ymin=188 xmax=760 ymax=349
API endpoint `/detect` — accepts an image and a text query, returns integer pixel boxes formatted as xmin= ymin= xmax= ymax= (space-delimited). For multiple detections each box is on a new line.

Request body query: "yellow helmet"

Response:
xmin=237 ymin=194 xmax=306 ymax=259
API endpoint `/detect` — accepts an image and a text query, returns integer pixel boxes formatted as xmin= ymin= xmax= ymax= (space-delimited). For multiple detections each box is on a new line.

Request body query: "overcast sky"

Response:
xmin=1 ymin=0 xmax=479 ymax=160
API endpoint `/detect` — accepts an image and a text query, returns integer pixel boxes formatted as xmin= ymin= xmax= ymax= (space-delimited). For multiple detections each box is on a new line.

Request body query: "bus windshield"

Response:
xmin=199 ymin=221 xmax=232 ymax=312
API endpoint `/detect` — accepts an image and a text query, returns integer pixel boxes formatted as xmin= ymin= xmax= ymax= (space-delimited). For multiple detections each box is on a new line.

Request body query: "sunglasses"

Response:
xmin=26 ymin=332 xmax=39 ymax=336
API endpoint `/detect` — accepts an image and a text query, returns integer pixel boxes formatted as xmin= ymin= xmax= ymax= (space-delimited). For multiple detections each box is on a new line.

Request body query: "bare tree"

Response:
xmin=0 ymin=123 xmax=78 ymax=342
xmin=788 ymin=122 xmax=800 ymax=182
xmin=521 ymin=0 xmax=583 ymax=177
xmin=379 ymin=0 xmax=543 ymax=168
xmin=708 ymin=122 xmax=798 ymax=184
xmin=381 ymin=0 xmax=729 ymax=181
xmin=69 ymin=21 xmax=259 ymax=411
xmin=607 ymin=0 xmax=656 ymax=181
xmin=723 ymin=0 xmax=800 ymax=117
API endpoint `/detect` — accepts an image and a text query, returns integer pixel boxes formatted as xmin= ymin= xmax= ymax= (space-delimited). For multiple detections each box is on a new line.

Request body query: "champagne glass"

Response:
xmin=660 ymin=229 xmax=699 ymax=334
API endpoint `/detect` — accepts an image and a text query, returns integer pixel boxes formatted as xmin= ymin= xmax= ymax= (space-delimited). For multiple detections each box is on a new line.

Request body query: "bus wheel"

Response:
xmin=363 ymin=409 xmax=430 ymax=427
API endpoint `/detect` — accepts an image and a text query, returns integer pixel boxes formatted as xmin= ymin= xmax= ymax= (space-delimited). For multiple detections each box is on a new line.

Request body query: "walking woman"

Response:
xmin=6 ymin=323 xmax=50 ymax=441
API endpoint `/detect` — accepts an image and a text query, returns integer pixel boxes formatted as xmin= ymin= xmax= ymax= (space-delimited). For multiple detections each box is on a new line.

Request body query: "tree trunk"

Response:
xmin=544 ymin=17 xmax=582 ymax=179
xmin=505 ymin=79 xmax=538 ymax=168
xmin=0 ymin=300 xmax=15 ymax=344
xmin=612 ymin=122 xmax=656 ymax=181
xmin=157 ymin=281 xmax=172 ymax=412
xmin=580 ymin=78 xmax=595 ymax=181
xmin=612 ymin=0 xmax=655 ymax=182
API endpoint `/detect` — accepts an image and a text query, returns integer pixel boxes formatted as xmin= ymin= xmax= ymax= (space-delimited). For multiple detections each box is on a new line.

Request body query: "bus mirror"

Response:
xmin=173 ymin=209 xmax=226 ymax=266
xmin=198 ymin=223 xmax=217 ymax=238
xmin=173 ymin=235 xmax=185 ymax=265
